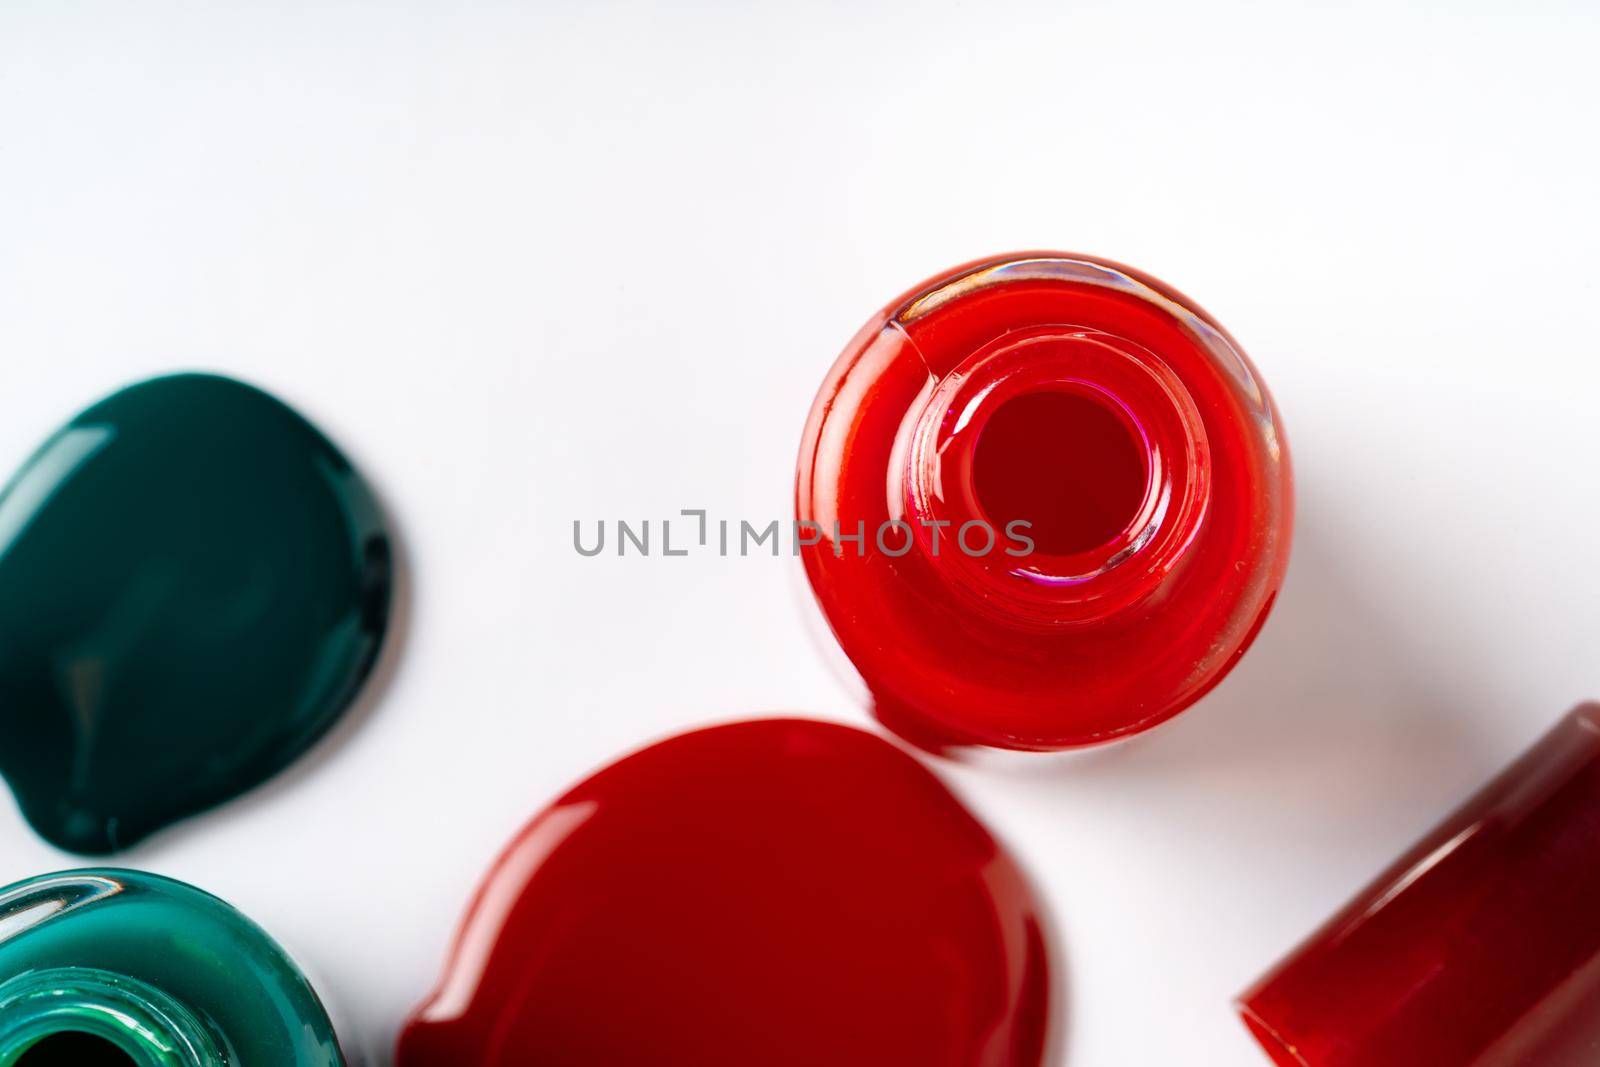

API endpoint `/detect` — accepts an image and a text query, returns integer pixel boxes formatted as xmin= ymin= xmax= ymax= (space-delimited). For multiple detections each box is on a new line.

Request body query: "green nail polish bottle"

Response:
xmin=0 ymin=869 xmax=346 ymax=1066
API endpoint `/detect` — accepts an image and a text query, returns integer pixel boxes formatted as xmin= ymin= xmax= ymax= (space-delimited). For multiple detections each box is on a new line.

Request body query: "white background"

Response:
xmin=2 ymin=2 xmax=1598 ymax=1063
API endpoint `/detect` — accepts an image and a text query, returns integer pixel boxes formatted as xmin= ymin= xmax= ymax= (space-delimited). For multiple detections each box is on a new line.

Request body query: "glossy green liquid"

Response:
xmin=0 ymin=373 xmax=392 ymax=853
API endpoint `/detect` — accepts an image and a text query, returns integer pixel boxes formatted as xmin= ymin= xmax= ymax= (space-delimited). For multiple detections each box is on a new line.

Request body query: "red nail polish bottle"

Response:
xmin=397 ymin=719 xmax=1050 ymax=1067
xmin=1239 ymin=704 xmax=1600 ymax=1067
xmin=797 ymin=253 xmax=1292 ymax=750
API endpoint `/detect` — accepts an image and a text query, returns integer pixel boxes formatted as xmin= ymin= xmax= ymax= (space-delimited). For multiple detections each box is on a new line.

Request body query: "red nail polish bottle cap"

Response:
xmin=1239 ymin=704 xmax=1600 ymax=1067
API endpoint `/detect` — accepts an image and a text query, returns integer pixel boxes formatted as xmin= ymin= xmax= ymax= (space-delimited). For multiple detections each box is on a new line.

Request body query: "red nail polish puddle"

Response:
xmin=797 ymin=253 xmax=1292 ymax=750
xmin=1240 ymin=705 xmax=1600 ymax=1067
xmin=397 ymin=719 xmax=1050 ymax=1067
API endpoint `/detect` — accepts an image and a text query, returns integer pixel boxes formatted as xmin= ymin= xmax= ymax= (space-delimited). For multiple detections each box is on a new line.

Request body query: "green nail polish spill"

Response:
xmin=0 ymin=373 xmax=392 ymax=854
xmin=0 ymin=869 xmax=346 ymax=1065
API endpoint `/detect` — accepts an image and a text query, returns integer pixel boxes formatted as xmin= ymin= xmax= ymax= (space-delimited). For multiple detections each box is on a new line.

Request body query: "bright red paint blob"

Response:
xmin=1239 ymin=704 xmax=1600 ymax=1067
xmin=796 ymin=252 xmax=1293 ymax=750
xmin=396 ymin=719 xmax=1050 ymax=1067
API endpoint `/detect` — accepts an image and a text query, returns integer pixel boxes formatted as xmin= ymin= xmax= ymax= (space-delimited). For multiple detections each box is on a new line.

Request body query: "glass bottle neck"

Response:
xmin=0 ymin=968 xmax=223 ymax=1067
xmin=900 ymin=324 xmax=1212 ymax=628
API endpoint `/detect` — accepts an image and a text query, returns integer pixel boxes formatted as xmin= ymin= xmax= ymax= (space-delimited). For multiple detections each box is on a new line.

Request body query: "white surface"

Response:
xmin=2 ymin=2 xmax=1598 ymax=1063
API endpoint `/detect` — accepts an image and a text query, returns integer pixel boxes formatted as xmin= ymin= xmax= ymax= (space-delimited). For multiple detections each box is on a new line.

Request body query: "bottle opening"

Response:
xmin=903 ymin=324 xmax=1210 ymax=627
xmin=0 ymin=966 xmax=219 ymax=1067
xmin=972 ymin=389 xmax=1148 ymax=557
xmin=14 ymin=1032 xmax=136 ymax=1067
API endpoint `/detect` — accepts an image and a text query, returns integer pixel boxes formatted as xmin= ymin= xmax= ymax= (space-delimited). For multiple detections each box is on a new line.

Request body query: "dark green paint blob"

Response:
xmin=0 ymin=869 xmax=345 ymax=1065
xmin=0 ymin=373 xmax=391 ymax=853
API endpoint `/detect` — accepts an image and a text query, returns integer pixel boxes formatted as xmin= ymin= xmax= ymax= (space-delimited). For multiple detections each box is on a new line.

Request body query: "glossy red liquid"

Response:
xmin=397 ymin=719 xmax=1050 ymax=1067
xmin=797 ymin=253 xmax=1293 ymax=750
xmin=1239 ymin=705 xmax=1600 ymax=1067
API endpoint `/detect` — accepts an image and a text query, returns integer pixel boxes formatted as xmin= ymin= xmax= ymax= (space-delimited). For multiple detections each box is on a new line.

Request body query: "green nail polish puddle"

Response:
xmin=0 ymin=373 xmax=392 ymax=854
xmin=0 ymin=869 xmax=346 ymax=1065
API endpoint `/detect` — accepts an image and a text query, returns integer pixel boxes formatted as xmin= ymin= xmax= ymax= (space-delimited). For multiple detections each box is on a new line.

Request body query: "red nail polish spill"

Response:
xmin=797 ymin=253 xmax=1292 ymax=750
xmin=1239 ymin=704 xmax=1600 ymax=1067
xmin=397 ymin=719 xmax=1050 ymax=1067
